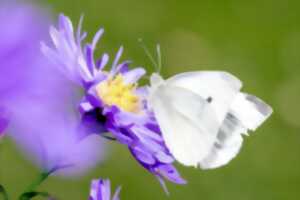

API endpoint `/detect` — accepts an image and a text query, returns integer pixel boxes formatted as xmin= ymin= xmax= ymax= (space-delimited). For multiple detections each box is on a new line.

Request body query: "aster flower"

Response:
xmin=89 ymin=179 xmax=121 ymax=200
xmin=42 ymin=14 xmax=185 ymax=188
xmin=0 ymin=107 xmax=9 ymax=137
xmin=0 ymin=2 xmax=104 ymax=175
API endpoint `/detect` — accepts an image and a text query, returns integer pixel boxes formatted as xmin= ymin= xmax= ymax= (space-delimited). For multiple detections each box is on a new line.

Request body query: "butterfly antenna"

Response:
xmin=138 ymin=38 xmax=159 ymax=72
xmin=156 ymin=44 xmax=162 ymax=73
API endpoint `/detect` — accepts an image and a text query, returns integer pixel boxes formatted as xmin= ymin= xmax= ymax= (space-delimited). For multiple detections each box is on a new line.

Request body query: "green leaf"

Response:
xmin=19 ymin=191 xmax=50 ymax=200
xmin=0 ymin=184 xmax=9 ymax=200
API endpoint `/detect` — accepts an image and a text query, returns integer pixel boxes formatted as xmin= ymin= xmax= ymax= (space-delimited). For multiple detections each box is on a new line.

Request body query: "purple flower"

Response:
xmin=42 ymin=14 xmax=185 ymax=188
xmin=0 ymin=107 xmax=9 ymax=137
xmin=0 ymin=2 xmax=105 ymax=176
xmin=89 ymin=179 xmax=121 ymax=200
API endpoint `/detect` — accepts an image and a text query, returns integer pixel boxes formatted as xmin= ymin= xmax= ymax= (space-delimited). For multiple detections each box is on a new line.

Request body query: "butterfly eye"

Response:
xmin=207 ymin=97 xmax=213 ymax=103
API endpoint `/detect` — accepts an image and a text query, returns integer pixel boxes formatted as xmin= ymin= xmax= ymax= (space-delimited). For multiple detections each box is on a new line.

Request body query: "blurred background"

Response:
xmin=0 ymin=0 xmax=300 ymax=199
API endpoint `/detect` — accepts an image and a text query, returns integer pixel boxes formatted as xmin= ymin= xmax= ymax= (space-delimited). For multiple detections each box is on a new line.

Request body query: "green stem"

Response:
xmin=18 ymin=164 xmax=72 ymax=200
xmin=18 ymin=171 xmax=53 ymax=200
xmin=24 ymin=171 xmax=52 ymax=193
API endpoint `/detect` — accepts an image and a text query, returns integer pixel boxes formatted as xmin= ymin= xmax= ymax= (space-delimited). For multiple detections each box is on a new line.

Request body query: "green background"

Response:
xmin=1 ymin=0 xmax=300 ymax=199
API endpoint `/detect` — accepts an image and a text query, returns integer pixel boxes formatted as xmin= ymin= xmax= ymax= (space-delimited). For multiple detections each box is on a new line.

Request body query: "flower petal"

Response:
xmin=123 ymin=68 xmax=146 ymax=84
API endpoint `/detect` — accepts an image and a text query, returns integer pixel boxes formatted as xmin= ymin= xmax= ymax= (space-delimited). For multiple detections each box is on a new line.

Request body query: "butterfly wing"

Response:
xmin=149 ymin=81 xmax=220 ymax=167
xmin=150 ymin=72 xmax=272 ymax=169
xmin=166 ymin=71 xmax=243 ymax=123
xmin=200 ymin=92 xmax=273 ymax=169
xmin=229 ymin=93 xmax=273 ymax=132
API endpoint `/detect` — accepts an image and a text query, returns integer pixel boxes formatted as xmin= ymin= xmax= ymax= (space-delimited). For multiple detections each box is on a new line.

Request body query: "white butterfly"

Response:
xmin=149 ymin=71 xmax=273 ymax=169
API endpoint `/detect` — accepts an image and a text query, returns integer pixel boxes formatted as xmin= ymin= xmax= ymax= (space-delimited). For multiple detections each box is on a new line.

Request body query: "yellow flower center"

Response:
xmin=96 ymin=74 xmax=141 ymax=113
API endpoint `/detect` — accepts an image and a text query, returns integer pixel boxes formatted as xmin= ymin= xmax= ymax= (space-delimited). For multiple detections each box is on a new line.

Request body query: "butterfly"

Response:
xmin=148 ymin=71 xmax=273 ymax=169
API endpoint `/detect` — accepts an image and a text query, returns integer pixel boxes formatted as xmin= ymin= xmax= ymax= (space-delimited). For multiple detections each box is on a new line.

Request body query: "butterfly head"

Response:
xmin=150 ymin=73 xmax=164 ymax=89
